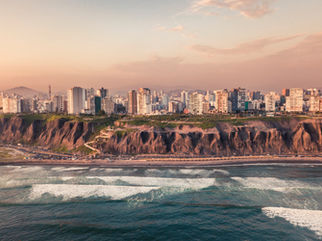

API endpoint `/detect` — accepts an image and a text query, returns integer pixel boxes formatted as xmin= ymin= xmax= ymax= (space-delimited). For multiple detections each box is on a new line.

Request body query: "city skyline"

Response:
xmin=1 ymin=0 xmax=322 ymax=91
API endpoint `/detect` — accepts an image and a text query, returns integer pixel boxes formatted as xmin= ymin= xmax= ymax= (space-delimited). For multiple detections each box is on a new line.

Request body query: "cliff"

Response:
xmin=95 ymin=118 xmax=322 ymax=156
xmin=0 ymin=116 xmax=321 ymax=156
xmin=0 ymin=116 xmax=97 ymax=150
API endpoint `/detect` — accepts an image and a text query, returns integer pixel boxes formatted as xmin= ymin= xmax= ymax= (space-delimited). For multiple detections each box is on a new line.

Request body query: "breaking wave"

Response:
xmin=29 ymin=184 xmax=159 ymax=201
xmin=263 ymin=207 xmax=322 ymax=237
xmin=231 ymin=177 xmax=321 ymax=192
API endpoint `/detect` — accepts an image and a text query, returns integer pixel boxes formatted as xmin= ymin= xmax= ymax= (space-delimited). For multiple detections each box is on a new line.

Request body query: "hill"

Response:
xmin=3 ymin=86 xmax=47 ymax=99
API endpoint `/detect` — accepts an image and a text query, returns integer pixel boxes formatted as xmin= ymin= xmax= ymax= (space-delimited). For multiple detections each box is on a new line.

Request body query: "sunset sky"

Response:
xmin=1 ymin=0 xmax=322 ymax=93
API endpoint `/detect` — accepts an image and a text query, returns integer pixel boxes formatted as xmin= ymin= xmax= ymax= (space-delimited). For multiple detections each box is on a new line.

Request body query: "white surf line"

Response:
xmin=263 ymin=207 xmax=322 ymax=237
xmin=29 ymin=184 xmax=159 ymax=201
xmin=231 ymin=177 xmax=320 ymax=192
xmin=86 ymin=176 xmax=216 ymax=189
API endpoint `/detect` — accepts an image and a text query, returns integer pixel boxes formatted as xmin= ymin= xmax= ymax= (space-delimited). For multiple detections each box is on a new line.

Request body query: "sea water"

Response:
xmin=0 ymin=163 xmax=322 ymax=240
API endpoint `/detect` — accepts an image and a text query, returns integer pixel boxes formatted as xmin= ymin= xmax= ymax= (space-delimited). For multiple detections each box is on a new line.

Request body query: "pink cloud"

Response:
xmin=112 ymin=32 xmax=322 ymax=90
xmin=192 ymin=0 xmax=277 ymax=18
xmin=191 ymin=35 xmax=301 ymax=55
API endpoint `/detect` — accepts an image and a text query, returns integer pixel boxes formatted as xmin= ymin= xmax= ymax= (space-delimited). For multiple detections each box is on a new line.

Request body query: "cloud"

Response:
xmin=191 ymin=0 xmax=277 ymax=18
xmin=156 ymin=24 xmax=196 ymax=38
xmin=156 ymin=24 xmax=184 ymax=32
xmin=111 ymin=32 xmax=322 ymax=91
xmin=191 ymin=35 xmax=301 ymax=55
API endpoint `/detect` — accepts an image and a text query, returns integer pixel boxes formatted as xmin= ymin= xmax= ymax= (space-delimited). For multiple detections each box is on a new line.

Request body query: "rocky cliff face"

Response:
xmin=0 ymin=117 xmax=321 ymax=156
xmin=96 ymin=119 xmax=322 ymax=156
xmin=0 ymin=117 xmax=95 ymax=149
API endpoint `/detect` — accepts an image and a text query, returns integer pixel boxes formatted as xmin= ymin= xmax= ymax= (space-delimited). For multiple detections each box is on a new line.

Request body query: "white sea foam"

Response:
xmin=179 ymin=168 xmax=229 ymax=176
xmin=145 ymin=168 xmax=228 ymax=177
xmin=29 ymin=184 xmax=159 ymax=201
xmin=9 ymin=166 xmax=44 ymax=173
xmin=231 ymin=177 xmax=318 ymax=192
xmin=87 ymin=176 xmax=216 ymax=189
xmin=262 ymin=207 xmax=322 ymax=237
xmin=51 ymin=167 xmax=89 ymax=172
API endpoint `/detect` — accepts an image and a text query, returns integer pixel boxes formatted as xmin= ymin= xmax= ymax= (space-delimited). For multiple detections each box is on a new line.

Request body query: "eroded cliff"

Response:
xmin=95 ymin=119 xmax=322 ymax=156
xmin=0 ymin=116 xmax=96 ymax=149
xmin=0 ymin=116 xmax=321 ymax=156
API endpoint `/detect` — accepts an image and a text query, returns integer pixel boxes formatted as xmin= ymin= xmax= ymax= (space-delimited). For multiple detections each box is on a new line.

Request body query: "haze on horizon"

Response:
xmin=1 ymin=0 xmax=322 ymax=92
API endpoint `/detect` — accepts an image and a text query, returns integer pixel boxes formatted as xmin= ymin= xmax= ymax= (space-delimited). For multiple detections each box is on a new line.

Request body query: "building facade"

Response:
xmin=68 ymin=87 xmax=85 ymax=114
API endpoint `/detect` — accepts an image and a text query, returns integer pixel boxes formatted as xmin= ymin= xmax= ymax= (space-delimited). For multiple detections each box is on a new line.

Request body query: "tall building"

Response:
xmin=3 ymin=96 xmax=22 ymax=113
xmin=214 ymin=90 xmax=230 ymax=113
xmin=53 ymin=95 xmax=64 ymax=113
xmin=180 ymin=91 xmax=189 ymax=108
xmin=282 ymin=88 xmax=290 ymax=97
xmin=188 ymin=92 xmax=203 ymax=115
xmin=137 ymin=88 xmax=152 ymax=115
xmin=265 ymin=92 xmax=279 ymax=112
xmin=230 ymin=88 xmax=246 ymax=112
xmin=48 ymin=85 xmax=52 ymax=100
xmin=102 ymin=97 xmax=115 ymax=114
xmin=94 ymin=96 xmax=102 ymax=114
xmin=0 ymin=92 xmax=3 ymax=112
xmin=97 ymin=87 xmax=109 ymax=98
xmin=250 ymin=91 xmax=261 ymax=100
xmin=128 ymin=90 xmax=137 ymax=115
xmin=285 ymin=88 xmax=304 ymax=112
xmin=309 ymin=95 xmax=321 ymax=112
xmin=168 ymin=101 xmax=183 ymax=113
xmin=68 ymin=87 xmax=85 ymax=114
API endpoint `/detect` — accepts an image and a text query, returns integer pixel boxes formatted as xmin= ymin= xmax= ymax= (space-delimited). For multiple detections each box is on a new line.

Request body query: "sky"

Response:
xmin=1 ymin=0 xmax=322 ymax=93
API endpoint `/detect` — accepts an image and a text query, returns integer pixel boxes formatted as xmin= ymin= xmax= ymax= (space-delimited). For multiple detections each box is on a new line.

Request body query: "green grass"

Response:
xmin=76 ymin=145 xmax=94 ymax=155
xmin=52 ymin=145 xmax=70 ymax=154
xmin=119 ymin=115 xmax=306 ymax=129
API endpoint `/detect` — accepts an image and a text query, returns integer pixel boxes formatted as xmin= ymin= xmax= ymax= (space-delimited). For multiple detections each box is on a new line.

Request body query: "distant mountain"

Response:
xmin=3 ymin=86 xmax=47 ymax=99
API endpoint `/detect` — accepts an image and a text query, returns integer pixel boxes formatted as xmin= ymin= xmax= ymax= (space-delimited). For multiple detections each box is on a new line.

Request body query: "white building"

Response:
xmin=188 ymin=92 xmax=203 ymax=115
xmin=3 ymin=96 xmax=22 ymax=113
xmin=286 ymin=88 xmax=303 ymax=112
xmin=265 ymin=92 xmax=279 ymax=112
xmin=137 ymin=88 xmax=152 ymax=115
xmin=68 ymin=87 xmax=85 ymax=114
xmin=309 ymin=95 xmax=321 ymax=112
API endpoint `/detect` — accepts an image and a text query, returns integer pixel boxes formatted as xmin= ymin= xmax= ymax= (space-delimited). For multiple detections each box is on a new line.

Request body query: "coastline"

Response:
xmin=1 ymin=155 xmax=322 ymax=167
xmin=1 ymin=144 xmax=322 ymax=167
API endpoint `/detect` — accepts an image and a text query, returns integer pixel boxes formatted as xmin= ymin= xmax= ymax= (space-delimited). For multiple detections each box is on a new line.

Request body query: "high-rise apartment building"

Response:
xmin=282 ymin=88 xmax=290 ymax=97
xmin=128 ymin=90 xmax=138 ymax=115
xmin=0 ymin=92 xmax=3 ymax=112
xmin=3 ymin=96 xmax=22 ymax=113
xmin=265 ymin=92 xmax=279 ymax=112
xmin=53 ymin=95 xmax=64 ymax=113
xmin=180 ymin=91 xmax=189 ymax=108
xmin=230 ymin=88 xmax=246 ymax=112
xmin=188 ymin=92 xmax=203 ymax=115
xmin=68 ymin=87 xmax=85 ymax=114
xmin=214 ymin=90 xmax=230 ymax=113
xmin=94 ymin=96 xmax=102 ymax=114
xmin=250 ymin=91 xmax=261 ymax=100
xmin=97 ymin=88 xmax=109 ymax=99
xmin=309 ymin=96 xmax=321 ymax=112
xmin=102 ymin=97 xmax=115 ymax=114
xmin=137 ymin=88 xmax=152 ymax=115
xmin=285 ymin=88 xmax=304 ymax=112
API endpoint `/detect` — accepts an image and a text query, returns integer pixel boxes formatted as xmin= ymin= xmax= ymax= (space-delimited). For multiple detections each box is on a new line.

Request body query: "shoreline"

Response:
xmin=1 ymin=155 xmax=322 ymax=167
xmin=1 ymin=144 xmax=322 ymax=167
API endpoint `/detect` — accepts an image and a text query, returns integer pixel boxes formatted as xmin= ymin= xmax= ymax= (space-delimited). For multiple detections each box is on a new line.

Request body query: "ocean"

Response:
xmin=0 ymin=163 xmax=322 ymax=240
